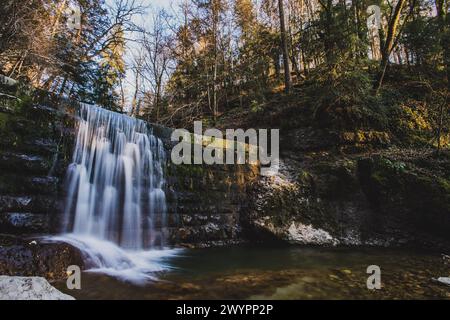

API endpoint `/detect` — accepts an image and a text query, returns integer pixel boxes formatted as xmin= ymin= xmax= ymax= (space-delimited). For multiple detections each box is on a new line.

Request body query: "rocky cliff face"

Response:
xmin=0 ymin=96 xmax=260 ymax=249
xmin=0 ymin=95 xmax=74 ymax=235
xmin=150 ymin=125 xmax=260 ymax=247
xmin=0 ymin=93 xmax=83 ymax=280
xmin=243 ymin=127 xmax=450 ymax=249
xmin=165 ymin=163 xmax=259 ymax=247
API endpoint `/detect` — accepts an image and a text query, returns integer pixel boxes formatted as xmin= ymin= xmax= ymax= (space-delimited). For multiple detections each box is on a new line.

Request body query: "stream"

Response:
xmin=54 ymin=245 xmax=450 ymax=300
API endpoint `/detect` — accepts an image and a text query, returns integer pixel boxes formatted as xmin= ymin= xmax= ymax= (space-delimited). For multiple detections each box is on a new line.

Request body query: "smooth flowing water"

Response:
xmin=54 ymin=246 xmax=450 ymax=300
xmin=56 ymin=104 xmax=177 ymax=283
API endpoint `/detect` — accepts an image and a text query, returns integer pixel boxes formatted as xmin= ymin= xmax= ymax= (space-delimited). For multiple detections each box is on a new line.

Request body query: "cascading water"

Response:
xmin=53 ymin=104 xmax=178 ymax=283
xmin=64 ymin=103 xmax=168 ymax=248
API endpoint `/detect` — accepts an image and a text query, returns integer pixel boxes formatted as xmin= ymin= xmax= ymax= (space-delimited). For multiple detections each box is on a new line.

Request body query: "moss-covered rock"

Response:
xmin=0 ymin=89 xmax=75 ymax=236
xmin=243 ymin=148 xmax=450 ymax=248
xmin=0 ymin=236 xmax=84 ymax=280
xmin=357 ymin=153 xmax=450 ymax=239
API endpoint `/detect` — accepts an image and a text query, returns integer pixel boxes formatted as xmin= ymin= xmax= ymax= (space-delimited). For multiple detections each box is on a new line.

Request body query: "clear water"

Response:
xmin=54 ymin=246 xmax=450 ymax=300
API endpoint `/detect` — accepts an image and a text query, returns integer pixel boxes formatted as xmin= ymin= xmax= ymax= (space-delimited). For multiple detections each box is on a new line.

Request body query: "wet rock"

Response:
xmin=0 ymin=213 xmax=50 ymax=233
xmin=0 ymin=276 xmax=74 ymax=300
xmin=0 ymin=96 xmax=71 ymax=239
xmin=0 ymin=175 xmax=59 ymax=195
xmin=30 ymin=104 xmax=60 ymax=115
xmin=0 ymin=237 xmax=84 ymax=280
xmin=31 ymin=138 xmax=58 ymax=153
xmin=166 ymin=160 xmax=257 ymax=246
xmin=0 ymin=195 xmax=56 ymax=213
xmin=202 ymin=222 xmax=223 ymax=239
xmin=0 ymin=152 xmax=51 ymax=174
xmin=435 ymin=277 xmax=450 ymax=286
xmin=0 ymin=196 xmax=32 ymax=212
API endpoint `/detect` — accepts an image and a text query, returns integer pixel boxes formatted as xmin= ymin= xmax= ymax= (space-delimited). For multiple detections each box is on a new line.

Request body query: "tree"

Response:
xmin=139 ymin=9 xmax=173 ymax=122
xmin=0 ymin=0 xmax=143 ymax=110
xmin=435 ymin=0 xmax=449 ymax=89
xmin=375 ymin=0 xmax=407 ymax=92
xmin=95 ymin=25 xmax=126 ymax=111
xmin=278 ymin=0 xmax=292 ymax=93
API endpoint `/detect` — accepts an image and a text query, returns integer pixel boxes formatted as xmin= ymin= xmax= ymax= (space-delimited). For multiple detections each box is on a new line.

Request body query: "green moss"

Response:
xmin=379 ymin=158 xmax=407 ymax=174
xmin=370 ymin=171 xmax=390 ymax=187
xmin=437 ymin=177 xmax=450 ymax=194
xmin=298 ymin=170 xmax=313 ymax=185
xmin=170 ymin=163 xmax=206 ymax=177
xmin=0 ymin=113 xmax=8 ymax=130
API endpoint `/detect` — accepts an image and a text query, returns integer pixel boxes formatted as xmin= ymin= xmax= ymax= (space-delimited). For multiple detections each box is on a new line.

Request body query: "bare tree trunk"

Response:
xmin=131 ymin=72 xmax=139 ymax=116
xmin=323 ymin=0 xmax=334 ymax=73
xmin=135 ymin=100 xmax=142 ymax=117
xmin=119 ymin=78 xmax=125 ymax=112
xmin=290 ymin=54 xmax=301 ymax=80
xmin=375 ymin=0 xmax=407 ymax=92
xmin=59 ymin=76 xmax=68 ymax=97
xmin=155 ymin=86 xmax=161 ymax=122
xmin=278 ymin=0 xmax=292 ymax=93
xmin=301 ymin=49 xmax=309 ymax=77
xmin=436 ymin=0 xmax=449 ymax=90
xmin=51 ymin=0 xmax=68 ymax=36
xmin=274 ymin=54 xmax=281 ymax=79
xmin=212 ymin=0 xmax=219 ymax=120
xmin=436 ymin=98 xmax=446 ymax=154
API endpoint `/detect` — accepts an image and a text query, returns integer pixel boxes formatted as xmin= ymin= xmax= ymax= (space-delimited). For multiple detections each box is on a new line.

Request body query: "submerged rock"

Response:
xmin=435 ymin=277 xmax=450 ymax=286
xmin=0 ymin=276 xmax=74 ymax=300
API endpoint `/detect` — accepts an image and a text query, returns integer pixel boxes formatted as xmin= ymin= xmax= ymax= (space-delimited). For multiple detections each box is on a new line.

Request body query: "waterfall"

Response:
xmin=54 ymin=104 xmax=177 ymax=283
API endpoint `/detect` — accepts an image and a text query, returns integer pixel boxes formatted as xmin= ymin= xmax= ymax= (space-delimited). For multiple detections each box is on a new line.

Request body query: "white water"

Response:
xmin=51 ymin=235 xmax=179 ymax=283
xmin=56 ymin=104 xmax=178 ymax=283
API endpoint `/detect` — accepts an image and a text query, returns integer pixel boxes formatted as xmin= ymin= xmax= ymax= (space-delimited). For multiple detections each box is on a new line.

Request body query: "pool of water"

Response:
xmin=54 ymin=245 xmax=450 ymax=300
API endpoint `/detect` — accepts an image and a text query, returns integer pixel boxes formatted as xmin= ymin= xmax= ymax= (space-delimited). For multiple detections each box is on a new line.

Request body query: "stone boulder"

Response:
xmin=0 ymin=236 xmax=84 ymax=280
xmin=0 ymin=276 xmax=74 ymax=300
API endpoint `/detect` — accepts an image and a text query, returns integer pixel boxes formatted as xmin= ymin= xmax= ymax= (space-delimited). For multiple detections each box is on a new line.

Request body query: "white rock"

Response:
xmin=287 ymin=222 xmax=339 ymax=245
xmin=0 ymin=75 xmax=17 ymax=87
xmin=436 ymin=277 xmax=450 ymax=286
xmin=0 ymin=276 xmax=75 ymax=300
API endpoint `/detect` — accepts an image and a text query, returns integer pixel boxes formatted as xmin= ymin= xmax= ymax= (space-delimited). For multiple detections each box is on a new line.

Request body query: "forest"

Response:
xmin=0 ymin=0 xmax=448 ymax=139
xmin=0 ymin=0 xmax=450 ymax=301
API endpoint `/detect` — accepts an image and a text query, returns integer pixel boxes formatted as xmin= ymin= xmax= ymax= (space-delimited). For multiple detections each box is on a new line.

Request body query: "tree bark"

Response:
xmin=375 ymin=0 xmax=407 ymax=92
xmin=131 ymin=71 xmax=140 ymax=116
xmin=278 ymin=0 xmax=292 ymax=93
xmin=436 ymin=0 xmax=449 ymax=89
